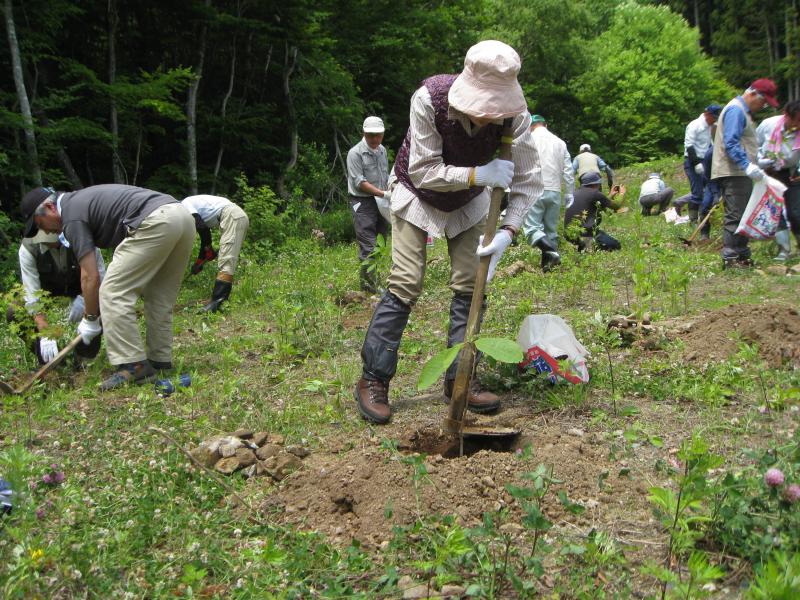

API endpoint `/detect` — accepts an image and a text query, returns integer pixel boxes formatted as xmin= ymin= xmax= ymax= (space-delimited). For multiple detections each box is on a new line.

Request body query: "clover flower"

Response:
xmin=764 ymin=468 xmax=785 ymax=487
xmin=784 ymin=484 xmax=800 ymax=504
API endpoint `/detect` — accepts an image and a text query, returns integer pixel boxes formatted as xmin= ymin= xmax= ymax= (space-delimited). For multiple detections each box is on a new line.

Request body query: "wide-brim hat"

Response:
xmin=448 ymin=40 xmax=526 ymax=120
xmin=30 ymin=230 xmax=60 ymax=244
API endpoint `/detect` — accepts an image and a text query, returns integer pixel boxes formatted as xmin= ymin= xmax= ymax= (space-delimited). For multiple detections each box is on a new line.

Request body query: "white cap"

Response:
xmin=363 ymin=116 xmax=385 ymax=133
xmin=580 ymin=143 xmax=591 ymax=152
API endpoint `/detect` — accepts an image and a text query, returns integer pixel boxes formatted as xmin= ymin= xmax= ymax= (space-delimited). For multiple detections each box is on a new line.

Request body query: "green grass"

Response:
xmin=1 ymin=160 xmax=798 ymax=598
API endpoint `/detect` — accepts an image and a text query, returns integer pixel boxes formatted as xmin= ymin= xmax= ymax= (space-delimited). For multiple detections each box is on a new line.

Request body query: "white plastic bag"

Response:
xmin=375 ymin=192 xmax=391 ymax=222
xmin=735 ymin=175 xmax=787 ymax=240
xmin=517 ymin=314 xmax=590 ymax=384
xmin=663 ymin=207 xmax=689 ymax=225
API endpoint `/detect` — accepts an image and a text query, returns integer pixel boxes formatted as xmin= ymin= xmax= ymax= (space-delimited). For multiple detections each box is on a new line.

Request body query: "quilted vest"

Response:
xmin=394 ymin=74 xmax=503 ymax=212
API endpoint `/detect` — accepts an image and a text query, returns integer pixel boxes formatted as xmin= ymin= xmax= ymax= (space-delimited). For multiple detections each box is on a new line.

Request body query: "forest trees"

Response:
xmin=0 ymin=0 xmax=786 ymax=219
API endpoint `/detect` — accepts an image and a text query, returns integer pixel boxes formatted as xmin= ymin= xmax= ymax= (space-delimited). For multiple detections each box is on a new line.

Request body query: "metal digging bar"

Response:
xmin=442 ymin=118 xmax=520 ymax=453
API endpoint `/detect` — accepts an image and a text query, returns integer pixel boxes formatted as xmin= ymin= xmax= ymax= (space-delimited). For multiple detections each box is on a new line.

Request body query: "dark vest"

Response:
xmin=21 ymin=239 xmax=82 ymax=298
xmin=394 ymin=74 xmax=503 ymax=212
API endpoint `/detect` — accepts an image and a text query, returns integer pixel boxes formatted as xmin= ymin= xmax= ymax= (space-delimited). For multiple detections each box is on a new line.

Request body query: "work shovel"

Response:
xmin=680 ymin=202 xmax=720 ymax=247
xmin=0 ymin=334 xmax=83 ymax=396
xmin=442 ymin=118 xmax=520 ymax=445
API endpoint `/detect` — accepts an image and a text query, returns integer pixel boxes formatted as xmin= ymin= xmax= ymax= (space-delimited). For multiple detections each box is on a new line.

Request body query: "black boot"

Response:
xmin=203 ymin=279 xmax=232 ymax=313
xmin=534 ymin=238 xmax=561 ymax=272
xmin=444 ymin=293 xmax=486 ymax=382
xmin=688 ymin=206 xmax=699 ymax=225
xmin=361 ymin=291 xmax=411 ymax=381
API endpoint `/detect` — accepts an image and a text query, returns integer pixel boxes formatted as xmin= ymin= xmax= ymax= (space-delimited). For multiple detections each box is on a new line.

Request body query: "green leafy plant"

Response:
xmin=417 ymin=337 xmax=523 ymax=391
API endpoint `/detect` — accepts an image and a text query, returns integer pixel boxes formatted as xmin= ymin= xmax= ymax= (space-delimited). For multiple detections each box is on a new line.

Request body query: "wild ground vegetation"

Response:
xmin=0 ymin=160 xmax=798 ymax=598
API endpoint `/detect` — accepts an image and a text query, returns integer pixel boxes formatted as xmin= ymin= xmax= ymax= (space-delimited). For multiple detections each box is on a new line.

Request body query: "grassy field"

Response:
xmin=1 ymin=159 xmax=798 ymax=598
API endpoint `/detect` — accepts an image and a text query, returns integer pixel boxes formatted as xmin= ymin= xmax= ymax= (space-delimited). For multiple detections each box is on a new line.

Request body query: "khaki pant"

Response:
xmin=388 ymin=213 xmax=485 ymax=306
xmin=218 ymin=204 xmax=249 ymax=276
xmin=100 ymin=203 xmax=195 ymax=365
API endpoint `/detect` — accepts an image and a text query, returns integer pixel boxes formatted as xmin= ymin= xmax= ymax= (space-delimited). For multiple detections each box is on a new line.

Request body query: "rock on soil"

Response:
xmin=677 ymin=303 xmax=800 ymax=367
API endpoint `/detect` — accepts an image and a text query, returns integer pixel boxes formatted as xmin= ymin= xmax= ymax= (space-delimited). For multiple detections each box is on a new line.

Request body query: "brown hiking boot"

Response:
xmin=443 ymin=380 xmax=501 ymax=414
xmin=354 ymin=377 xmax=391 ymax=424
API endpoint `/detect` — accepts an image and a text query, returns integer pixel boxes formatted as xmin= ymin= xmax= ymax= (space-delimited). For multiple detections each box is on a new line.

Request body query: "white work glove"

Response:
xmin=474 ymin=159 xmax=514 ymax=189
xmin=68 ymin=295 xmax=85 ymax=324
xmin=564 ymin=193 xmax=574 ymax=209
xmin=694 ymin=163 xmax=705 ymax=176
xmin=475 ymin=229 xmax=513 ymax=283
xmin=39 ymin=337 xmax=59 ymax=363
xmin=757 ymin=157 xmax=775 ymax=169
xmin=745 ymin=163 xmax=765 ymax=181
xmin=77 ymin=317 xmax=102 ymax=345
xmin=382 ymin=190 xmax=391 ymax=199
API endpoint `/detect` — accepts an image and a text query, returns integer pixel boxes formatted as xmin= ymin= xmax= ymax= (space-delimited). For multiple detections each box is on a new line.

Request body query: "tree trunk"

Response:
xmin=212 ymin=39 xmax=237 ymax=194
xmin=187 ymin=0 xmax=211 ymax=196
xmin=4 ymin=0 xmax=41 ymax=185
xmin=108 ymin=0 xmax=124 ymax=183
xmin=276 ymin=43 xmax=298 ymax=200
xmin=133 ymin=115 xmax=143 ymax=186
xmin=32 ymin=107 xmax=83 ymax=189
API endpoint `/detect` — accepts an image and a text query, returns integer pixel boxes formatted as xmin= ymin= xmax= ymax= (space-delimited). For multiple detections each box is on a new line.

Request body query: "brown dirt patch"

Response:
xmin=675 ymin=303 xmax=800 ymax=367
xmin=258 ymin=402 xmax=664 ymax=556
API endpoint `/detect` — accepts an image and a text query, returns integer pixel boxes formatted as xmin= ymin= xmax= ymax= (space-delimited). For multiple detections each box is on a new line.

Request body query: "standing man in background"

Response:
xmin=573 ymin=143 xmax=613 ymax=188
xmin=347 ymin=116 xmax=390 ymax=293
xmin=683 ymin=104 xmax=721 ymax=224
xmin=522 ymin=114 xmax=572 ymax=272
xmin=711 ymin=79 xmax=779 ymax=268
xmin=182 ymin=194 xmax=250 ymax=312
xmin=21 ymin=184 xmax=195 ymax=390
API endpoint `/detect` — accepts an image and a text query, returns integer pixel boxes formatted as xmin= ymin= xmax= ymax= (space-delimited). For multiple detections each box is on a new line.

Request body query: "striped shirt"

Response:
xmin=390 ymin=86 xmax=542 ymax=238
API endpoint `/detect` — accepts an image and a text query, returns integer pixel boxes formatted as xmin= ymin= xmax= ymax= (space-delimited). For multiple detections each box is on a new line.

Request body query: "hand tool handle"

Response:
xmin=18 ymin=334 xmax=84 ymax=394
xmin=444 ymin=118 xmax=514 ymax=434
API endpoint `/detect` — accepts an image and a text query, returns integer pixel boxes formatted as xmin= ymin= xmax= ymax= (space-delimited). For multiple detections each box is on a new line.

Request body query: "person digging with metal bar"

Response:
xmin=21 ymin=184 xmax=195 ymax=391
xmin=181 ymin=194 xmax=250 ymax=312
xmin=353 ymin=40 xmax=542 ymax=424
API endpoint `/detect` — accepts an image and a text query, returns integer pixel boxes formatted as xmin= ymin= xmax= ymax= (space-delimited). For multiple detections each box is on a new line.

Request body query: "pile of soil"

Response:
xmin=678 ymin=303 xmax=800 ymax=367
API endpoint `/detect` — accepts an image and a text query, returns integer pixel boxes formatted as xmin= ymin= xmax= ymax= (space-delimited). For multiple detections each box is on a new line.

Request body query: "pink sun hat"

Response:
xmin=448 ymin=40 xmax=527 ymax=120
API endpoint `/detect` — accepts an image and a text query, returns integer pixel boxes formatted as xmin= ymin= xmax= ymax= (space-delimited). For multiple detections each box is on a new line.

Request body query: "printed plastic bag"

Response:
xmin=517 ymin=314 xmax=590 ymax=384
xmin=735 ymin=175 xmax=787 ymax=240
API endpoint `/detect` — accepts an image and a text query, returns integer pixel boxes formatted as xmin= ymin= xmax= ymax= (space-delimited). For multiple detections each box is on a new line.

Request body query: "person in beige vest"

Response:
xmin=710 ymin=79 xmax=779 ymax=268
xmin=572 ymin=144 xmax=614 ymax=188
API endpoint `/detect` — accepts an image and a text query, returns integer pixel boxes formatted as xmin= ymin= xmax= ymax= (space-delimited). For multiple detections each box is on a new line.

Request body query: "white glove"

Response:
xmin=476 ymin=229 xmax=513 ymax=282
xmin=77 ymin=317 xmax=102 ymax=345
xmin=694 ymin=163 xmax=705 ymax=176
xmin=68 ymin=295 xmax=85 ymax=324
xmin=40 ymin=337 xmax=59 ymax=363
xmin=382 ymin=190 xmax=391 ymax=199
xmin=564 ymin=193 xmax=574 ymax=209
xmin=757 ymin=157 xmax=775 ymax=169
xmin=745 ymin=163 xmax=765 ymax=181
xmin=474 ymin=159 xmax=514 ymax=189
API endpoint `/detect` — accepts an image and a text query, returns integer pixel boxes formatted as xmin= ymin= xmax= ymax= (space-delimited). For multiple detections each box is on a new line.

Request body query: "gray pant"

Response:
xmin=639 ymin=187 xmax=674 ymax=215
xmin=718 ymin=176 xmax=753 ymax=259
xmin=350 ymin=195 xmax=389 ymax=262
xmin=522 ymin=190 xmax=561 ymax=247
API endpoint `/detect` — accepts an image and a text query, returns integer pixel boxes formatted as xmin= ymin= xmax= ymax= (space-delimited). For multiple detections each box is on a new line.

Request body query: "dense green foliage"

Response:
xmin=0 ymin=0 xmax=790 ymax=242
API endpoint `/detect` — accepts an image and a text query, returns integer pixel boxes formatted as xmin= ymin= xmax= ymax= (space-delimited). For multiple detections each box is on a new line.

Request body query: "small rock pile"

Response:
xmin=189 ymin=429 xmax=308 ymax=481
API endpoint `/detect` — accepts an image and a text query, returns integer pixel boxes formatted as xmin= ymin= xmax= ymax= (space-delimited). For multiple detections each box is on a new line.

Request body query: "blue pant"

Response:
xmin=699 ymin=179 xmax=721 ymax=235
xmin=684 ymin=157 xmax=705 ymax=208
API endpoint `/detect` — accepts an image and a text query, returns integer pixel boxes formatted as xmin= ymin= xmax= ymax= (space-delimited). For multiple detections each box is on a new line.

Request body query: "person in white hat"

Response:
xmin=353 ymin=40 xmax=543 ymax=425
xmin=8 ymin=228 xmax=105 ymax=365
xmin=346 ymin=116 xmax=390 ymax=292
xmin=573 ymin=143 xmax=614 ymax=188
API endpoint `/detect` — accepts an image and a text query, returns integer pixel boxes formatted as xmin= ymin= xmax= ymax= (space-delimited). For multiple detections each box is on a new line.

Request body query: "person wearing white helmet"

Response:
xmin=573 ymin=143 xmax=614 ymax=188
xmin=353 ymin=40 xmax=543 ymax=424
xmin=346 ymin=116 xmax=390 ymax=293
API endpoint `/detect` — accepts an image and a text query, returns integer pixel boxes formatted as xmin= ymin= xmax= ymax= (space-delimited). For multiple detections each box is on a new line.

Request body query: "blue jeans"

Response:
xmin=684 ymin=157 xmax=705 ymax=208
xmin=699 ymin=179 xmax=721 ymax=235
